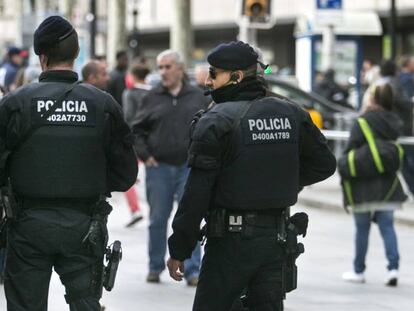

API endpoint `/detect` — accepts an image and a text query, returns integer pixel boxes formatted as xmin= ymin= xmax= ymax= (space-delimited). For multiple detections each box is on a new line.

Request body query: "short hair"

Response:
xmin=242 ymin=64 xmax=258 ymax=78
xmin=374 ymin=83 xmax=393 ymax=111
xmin=94 ymin=55 xmax=106 ymax=62
xmin=399 ymin=55 xmax=413 ymax=69
xmin=130 ymin=62 xmax=150 ymax=81
xmin=45 ymin=31 xmax=79 ymax=66
xmin=380 ymin=60 xmax=397 ymax=77
xmin=116 ymin=51 xmax=127 ymax=60
xmin=156 ymin=49 xmax=184 ymax=67
xmin=82 ymin=60 xmax=100 ymax=81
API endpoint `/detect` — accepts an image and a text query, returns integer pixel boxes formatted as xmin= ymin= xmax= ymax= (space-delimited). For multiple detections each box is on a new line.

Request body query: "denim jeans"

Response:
xmin=146 ymin=162 xmax=201 ymax=279
xmin=353 ymin=210 xmax=399 ymax=273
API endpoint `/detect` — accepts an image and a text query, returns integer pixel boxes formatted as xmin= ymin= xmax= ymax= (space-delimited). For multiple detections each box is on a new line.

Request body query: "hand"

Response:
xmin=289 ymin=212 xmax=309 ymax=237
xmin=167 ymin=257 xmax=184 ymax=281
xmin=145 ymin=156 xmax=159 ymax=167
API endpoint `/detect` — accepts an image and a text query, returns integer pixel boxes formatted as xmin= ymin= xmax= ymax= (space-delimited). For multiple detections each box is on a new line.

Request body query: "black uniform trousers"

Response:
xmin=193 ymin=227 xmax=285 ymax=311
xmin=4 ymin=203 xmax=105 ymax=311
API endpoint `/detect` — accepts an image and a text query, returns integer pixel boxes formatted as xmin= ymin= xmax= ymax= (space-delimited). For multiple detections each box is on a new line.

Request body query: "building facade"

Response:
xmin=1 ymin=0 xmax=414 ymax=71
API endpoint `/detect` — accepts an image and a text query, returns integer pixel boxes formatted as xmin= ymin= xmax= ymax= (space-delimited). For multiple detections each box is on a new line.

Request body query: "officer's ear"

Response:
xmin=230 ymin=70 xmax=244 ymax=83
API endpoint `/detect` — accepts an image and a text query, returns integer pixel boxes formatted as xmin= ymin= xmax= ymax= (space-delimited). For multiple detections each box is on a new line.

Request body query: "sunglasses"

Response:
xmin=209 ymin=67 xmax=228 ymax=80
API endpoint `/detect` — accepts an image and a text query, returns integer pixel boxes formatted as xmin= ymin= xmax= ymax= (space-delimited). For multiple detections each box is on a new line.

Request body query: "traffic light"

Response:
xmin=243 ymin=0 xmax=270 ymax=18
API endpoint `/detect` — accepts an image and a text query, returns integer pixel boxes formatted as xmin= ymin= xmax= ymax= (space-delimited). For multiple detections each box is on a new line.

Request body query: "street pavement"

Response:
xmin=1 ymin=169 xmax=413 ymax=310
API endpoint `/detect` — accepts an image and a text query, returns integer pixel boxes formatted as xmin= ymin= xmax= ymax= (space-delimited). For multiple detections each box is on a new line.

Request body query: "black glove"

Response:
xmin=289 ymin=212 xmax=309 ymax=237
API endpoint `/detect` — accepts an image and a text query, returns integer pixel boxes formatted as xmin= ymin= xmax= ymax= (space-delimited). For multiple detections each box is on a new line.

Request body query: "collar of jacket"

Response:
xmin=153 ymin=80 xmax=193 ymax=97
xmin=39 ymin=70 xmax=78 ymax=83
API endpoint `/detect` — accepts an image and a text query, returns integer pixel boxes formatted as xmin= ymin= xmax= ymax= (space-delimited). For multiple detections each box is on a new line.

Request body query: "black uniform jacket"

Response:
xmin=132 ymin=82 xmax=208 ymax=166
xmin=168 ymin=88 xmax=336 ymax=261
xmin=0 ymin=70 xmax=137 ymax=195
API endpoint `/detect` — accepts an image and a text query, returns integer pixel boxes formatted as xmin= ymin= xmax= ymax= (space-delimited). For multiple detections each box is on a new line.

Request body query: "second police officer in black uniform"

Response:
xmin=167 ymin=41 xmax=336 ymax=310
xmin=0 ymin=16 xmax=138 ymax=310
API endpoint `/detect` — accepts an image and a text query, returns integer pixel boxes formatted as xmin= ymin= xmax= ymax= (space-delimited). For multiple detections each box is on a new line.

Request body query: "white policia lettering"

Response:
xmin=37 ymin=100 xmax=88 ymax=113
xmin=248 ymin=117 xmax=292 ymax=131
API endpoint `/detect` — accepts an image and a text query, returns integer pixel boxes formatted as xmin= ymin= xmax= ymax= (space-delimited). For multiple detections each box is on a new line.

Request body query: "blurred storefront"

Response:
xmin=1 ymin=1 xmax=414 ymax=72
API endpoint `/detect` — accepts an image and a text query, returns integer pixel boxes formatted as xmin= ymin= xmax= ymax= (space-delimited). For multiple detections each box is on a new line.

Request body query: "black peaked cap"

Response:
xmin=207 ymin=41 xmax=259 ymax=70
xmin=34 ymin=15 xmax=75 ymax=55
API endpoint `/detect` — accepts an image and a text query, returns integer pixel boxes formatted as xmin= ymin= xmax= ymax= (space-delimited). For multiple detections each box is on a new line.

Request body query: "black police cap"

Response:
xmin=34 ymin=15 xmax=75 ymax=55
xmin=207 ymin=41 xmax=259 ymax=70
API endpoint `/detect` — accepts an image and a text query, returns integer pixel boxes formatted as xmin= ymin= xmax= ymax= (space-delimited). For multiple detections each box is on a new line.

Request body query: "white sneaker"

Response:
xmin=385 ymin=269 xmax=398 ymax=287
xmin=342 ymin=271 xmax=366 ymax=283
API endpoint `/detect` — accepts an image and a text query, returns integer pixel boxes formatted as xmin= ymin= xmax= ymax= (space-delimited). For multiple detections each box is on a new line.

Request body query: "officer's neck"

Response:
xmin=42 ymin=64 xmax=74 ymax=72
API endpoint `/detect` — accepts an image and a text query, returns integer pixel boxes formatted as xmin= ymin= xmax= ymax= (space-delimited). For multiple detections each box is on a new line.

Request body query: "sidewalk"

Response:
xmin=298 ymin=173 xmax=414 ymax=226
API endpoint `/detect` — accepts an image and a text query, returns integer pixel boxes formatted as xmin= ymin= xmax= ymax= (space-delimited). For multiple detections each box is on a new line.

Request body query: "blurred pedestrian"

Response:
xmin=361 ymin=58 xmax=380 ymax=91
xmin=194 ymin=63 xmax=209 ymax=90
xmin=133 ymin=50 xmax=208 ymax=285
xmin=108 ymin=50 xmax=128 ymax=106
xmin=123 ymin=62 xmax=151 ymax=125
xmin=122 ymin=62 xmax=152 ymax=228
xmin=0 ymin=47 xmax=24 ymax=92
xmin=398 ymin=55 xmax=414 ymax=101
xmin=81 ymin=59 xmax=110 ymax=90
xmin=166 ymin=41 xmax=336 ymax=310
xmin=370 ymin=60 xmax=414 ymax=196
xmin=339 ymin=83 xmax=406 ymax=286
xmin=315 ymin=68 xmax=351 ymax=108
xmin=14 ymin=62 xmax=42 ymax=89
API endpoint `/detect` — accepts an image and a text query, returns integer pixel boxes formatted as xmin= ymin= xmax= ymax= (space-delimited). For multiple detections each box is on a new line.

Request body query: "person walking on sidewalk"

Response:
xmin=133 ymin=50 xmax=208 ymax=285
xmin=122 ymin=62 xmax=152 ymax=227
xmin=339 ymin=83 xmax=407 ymax=286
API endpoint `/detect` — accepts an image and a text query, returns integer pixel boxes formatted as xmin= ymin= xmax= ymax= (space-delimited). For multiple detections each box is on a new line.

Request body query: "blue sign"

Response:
xmin=317 ymin=0 xmax=342 ymax=10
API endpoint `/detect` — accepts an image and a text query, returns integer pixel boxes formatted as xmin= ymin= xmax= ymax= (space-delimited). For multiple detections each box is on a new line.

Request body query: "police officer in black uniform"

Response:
xmin=167 ymin=41 xmax=336 ymax=311
xmin=0 ymin=16 xmax=137 ymax=310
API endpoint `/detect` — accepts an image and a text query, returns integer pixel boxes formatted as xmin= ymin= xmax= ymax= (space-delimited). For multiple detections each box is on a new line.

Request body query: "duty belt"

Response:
xmin=19 ymin=197 xmax=99 ymax=214
xmin=206 ymin=208 xmax=286 ymax=238
xmin=227 ymin=211 xmax=281 ymax=232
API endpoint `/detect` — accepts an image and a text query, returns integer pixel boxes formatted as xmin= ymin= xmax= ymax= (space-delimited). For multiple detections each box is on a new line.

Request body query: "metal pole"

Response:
xmin=107 ymin=0 xmax=127 ymax=68
xmin=238 ymin=17 xmax=258 ymax=47
xmin=322 ymin=25 xmax=335 ymax=71
xmin=171 ymin=0 xmax=193 ymax=67
xmin=89 ymin=0 xmax=97 ymax=58
xmin=389 ymin=0 xmax=397 ymax=61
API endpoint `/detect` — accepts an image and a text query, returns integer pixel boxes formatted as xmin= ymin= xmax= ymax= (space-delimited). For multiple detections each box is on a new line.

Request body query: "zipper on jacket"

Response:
xmin=172 ymin=97 xmax=178 ymax=106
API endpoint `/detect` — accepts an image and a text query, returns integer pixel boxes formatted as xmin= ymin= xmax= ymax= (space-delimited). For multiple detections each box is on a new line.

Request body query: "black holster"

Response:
xmin=0 ymin=181 xmax=18 ymax=249
xmin=205 ymin=208 xmax=227 ymax=238
xmin=282 ymin=222 xmax=305 ymax=294
xmin=0 ymin=181 xmax=18 ymax=220
xmin=103 ymin=240 xmax=122 ymax=291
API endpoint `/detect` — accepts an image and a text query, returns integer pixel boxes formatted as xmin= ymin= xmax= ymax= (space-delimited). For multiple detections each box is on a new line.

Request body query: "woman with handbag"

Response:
xmin=338 ymin=83 xmax=407 ymax=286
